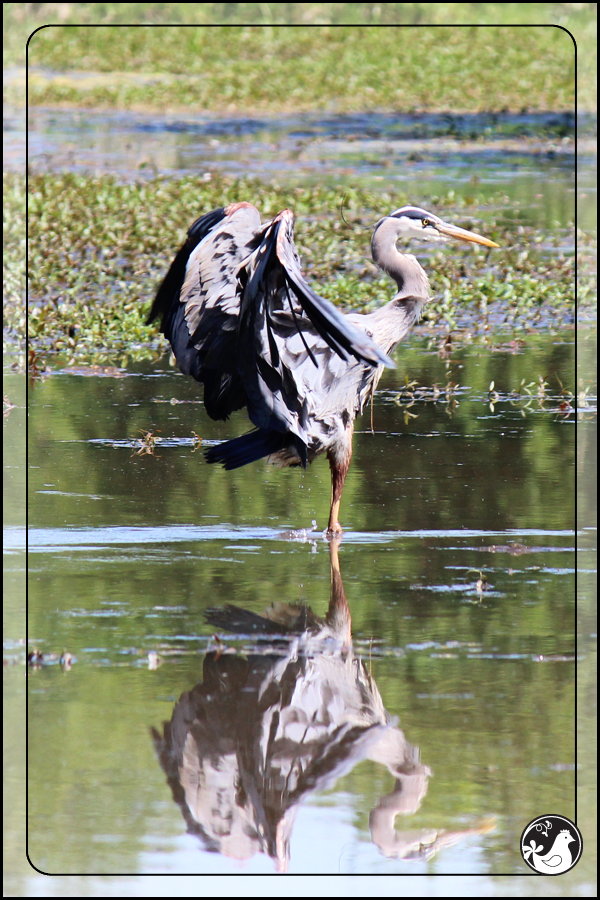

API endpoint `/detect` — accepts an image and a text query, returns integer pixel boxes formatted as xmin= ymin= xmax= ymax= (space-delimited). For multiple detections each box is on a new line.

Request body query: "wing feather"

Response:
xmin=148 ymin=203 xmax=393 ymax=453
xmin=236 ymin=211 xmax=392 ymax=442
xmin=148 ymin=202 xmax=262 ymax=420
xmin=272 ymin=211 xmax=393 ymax=369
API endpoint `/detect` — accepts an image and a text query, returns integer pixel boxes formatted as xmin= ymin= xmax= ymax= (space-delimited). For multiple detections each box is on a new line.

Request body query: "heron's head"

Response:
xmin=378 ymin=206 xmax=499 ymax=248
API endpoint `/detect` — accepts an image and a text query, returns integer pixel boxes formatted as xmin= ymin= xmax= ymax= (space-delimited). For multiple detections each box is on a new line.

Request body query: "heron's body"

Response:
xmin=254 ymin=291 xmax=428 ymax=532
xmin=148 ymin=202 xmax=497 ymax=533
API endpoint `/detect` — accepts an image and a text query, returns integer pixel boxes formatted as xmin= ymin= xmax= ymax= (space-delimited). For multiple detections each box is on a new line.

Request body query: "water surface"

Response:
xmin=4 ymin=103 xmax=594 ymax=891
xmin=19 ymin=333 xmax=587 ymax=877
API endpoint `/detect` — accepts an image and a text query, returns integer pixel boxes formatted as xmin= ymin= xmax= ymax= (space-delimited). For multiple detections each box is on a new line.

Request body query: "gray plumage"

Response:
xmin=148 ymin=202 xmax=497 ymax=533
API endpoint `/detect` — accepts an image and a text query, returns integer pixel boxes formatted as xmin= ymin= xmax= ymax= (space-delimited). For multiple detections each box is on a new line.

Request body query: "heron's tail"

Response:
xmin=205 ymin=428 xmax=292 ymax=470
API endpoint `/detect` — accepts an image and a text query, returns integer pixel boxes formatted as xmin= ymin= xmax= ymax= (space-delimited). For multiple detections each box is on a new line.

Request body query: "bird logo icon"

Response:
xmin=521 ymin=815 xmax=583 ymax=875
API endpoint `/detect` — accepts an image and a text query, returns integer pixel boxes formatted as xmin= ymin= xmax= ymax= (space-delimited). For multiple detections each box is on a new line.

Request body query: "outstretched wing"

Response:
xmin=269 ymin=211 xmax=393 ymax=368
xmin=148 ymin=201 xmax=263 ymax=420
xmin=148 ymin=203 xmax=393 ymax=439
xmin=236 ymin=210 xmax=393 ymax=444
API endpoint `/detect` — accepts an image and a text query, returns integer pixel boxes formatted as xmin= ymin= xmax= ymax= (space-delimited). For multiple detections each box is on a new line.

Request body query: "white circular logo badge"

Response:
xmin=521 ymin=815 xmax=583 ymax=875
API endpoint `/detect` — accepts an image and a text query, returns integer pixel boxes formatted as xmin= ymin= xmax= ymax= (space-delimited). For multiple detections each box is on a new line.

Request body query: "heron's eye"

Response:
xmin=422 ymin=218 xmax=430 ymax=228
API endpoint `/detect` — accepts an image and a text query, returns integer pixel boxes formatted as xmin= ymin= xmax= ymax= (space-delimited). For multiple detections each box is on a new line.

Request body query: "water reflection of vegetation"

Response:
xmin=23 ymin=330 xmax=581 ymax=873
xmin=26 ymin=525 xmax=575 ymax=872
xmin=26 ymin=334 xmax=576 ymax=535
xmin=26 ymin=532 xmax=576 ymax=874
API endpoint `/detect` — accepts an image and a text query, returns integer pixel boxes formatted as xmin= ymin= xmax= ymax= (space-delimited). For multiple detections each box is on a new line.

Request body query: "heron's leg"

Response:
xmin=326 ymin=436 xmax=353 ymax=536
xmin=325 ymin=537 xmax=351 ymax=643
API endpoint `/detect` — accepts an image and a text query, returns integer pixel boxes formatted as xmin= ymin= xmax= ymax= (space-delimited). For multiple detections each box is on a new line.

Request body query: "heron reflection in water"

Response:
xmin=148 ymin=203 xmax=498 ymax=534
xmin=151 ymin=540 xmax=494 ymax=870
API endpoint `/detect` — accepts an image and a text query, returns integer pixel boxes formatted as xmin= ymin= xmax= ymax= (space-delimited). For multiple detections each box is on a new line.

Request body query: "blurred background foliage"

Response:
xmin=3 ymin=3 xmax=595 ymax=110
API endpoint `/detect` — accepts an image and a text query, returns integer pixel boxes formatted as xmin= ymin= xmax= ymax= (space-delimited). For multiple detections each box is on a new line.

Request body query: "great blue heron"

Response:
xmin=148 ymin=202 xmax=498 ymax=534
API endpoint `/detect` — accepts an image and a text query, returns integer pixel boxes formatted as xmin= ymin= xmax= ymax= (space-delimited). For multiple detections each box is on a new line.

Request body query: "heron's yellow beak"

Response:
xmin=435 ymin=221 xmax=499 ymax=248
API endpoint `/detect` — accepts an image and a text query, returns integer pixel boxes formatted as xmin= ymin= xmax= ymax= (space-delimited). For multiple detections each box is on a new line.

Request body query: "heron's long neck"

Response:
xmin=366 ymin=297 xmax=425 ymax=356
xmin=371 ymin=219 xmax=430 ymax=300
